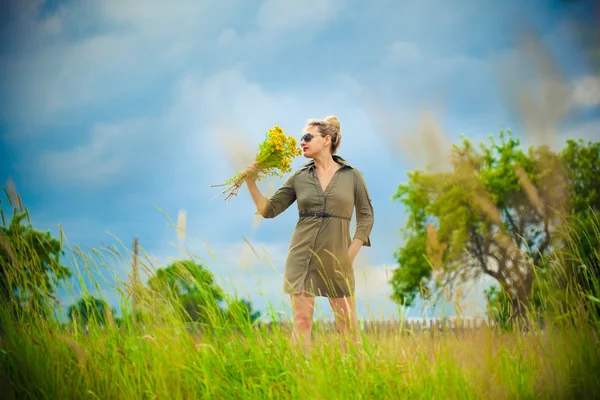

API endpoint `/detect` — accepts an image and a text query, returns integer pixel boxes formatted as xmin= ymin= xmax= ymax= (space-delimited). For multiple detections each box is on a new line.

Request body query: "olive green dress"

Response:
xmin=258 ymin=155 xmax=375 ymax=298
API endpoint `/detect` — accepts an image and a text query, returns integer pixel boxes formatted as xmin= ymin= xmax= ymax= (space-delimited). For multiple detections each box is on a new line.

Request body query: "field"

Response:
xmin=1 ymin=241 xmax=599 ymax=400
xmin=2 ymin=183 xmax=600 ymax=399
xmin=1 ymin=310 xmax=599 ymax=399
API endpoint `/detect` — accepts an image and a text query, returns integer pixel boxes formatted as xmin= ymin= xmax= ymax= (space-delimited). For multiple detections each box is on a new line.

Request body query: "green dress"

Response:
xmin=259 ymin=155 xmax=375 ymax=298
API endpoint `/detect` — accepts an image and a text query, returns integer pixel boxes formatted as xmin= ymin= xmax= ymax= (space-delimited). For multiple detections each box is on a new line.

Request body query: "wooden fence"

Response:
xmin=254 ymin=318 xmax=491 ymax=336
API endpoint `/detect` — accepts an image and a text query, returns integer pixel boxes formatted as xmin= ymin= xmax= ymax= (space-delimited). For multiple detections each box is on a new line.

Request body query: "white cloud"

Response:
xmin=362 ymin=93 xmax=454 ymax=173
xmin=5 ymin=33 xmax=158 ymax=132
xmin=2 ymin=0 xmax=348 ymax=134
xmin=33 ymin=68 xmax=299 ymax=187
xmin=570 ymin=75 xmax=600 ymax=109
xmin=355 ymin=263 xmax=394 ymax=302
xmin=217 ymin=28 xmax=238 ymax=45
xmin=180 ymin=69 xmax=302 ymax=134
xmin=99 ymin=0 xmax=207 ymax=34
xmin=9 ymin=0 xmax=360 ymax=186
xmin=257 ymin=0 xmax=345 ymax=31
xmin=162 ymin=40 xmax=195 ymax=64
xmin=165 ymin=68 xmax=311 ymax=183
xmin=488 ymin=33 xmax=600 ymax=149
xmin=38 ymin=117 xmax=155 ymax=187
xmin=0 ymin=2 xmax=212 ymax=132
xmin=382 ymin=41 xmax=423 ymax=67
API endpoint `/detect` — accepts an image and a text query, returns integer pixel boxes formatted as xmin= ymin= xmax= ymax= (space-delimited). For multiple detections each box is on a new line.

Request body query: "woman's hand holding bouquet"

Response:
xmin=211 ymin=126 xmax=302 ymax=202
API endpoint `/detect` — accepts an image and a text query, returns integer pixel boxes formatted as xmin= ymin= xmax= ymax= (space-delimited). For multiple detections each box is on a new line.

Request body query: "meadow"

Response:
xmin=1 ymin=205 xmax=599 ymax=400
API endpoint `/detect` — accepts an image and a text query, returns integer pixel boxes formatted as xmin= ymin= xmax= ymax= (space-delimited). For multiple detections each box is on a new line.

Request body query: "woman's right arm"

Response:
xmin=244 ymin=162 xmax=297 ymax=219
xmin=244 ymin=162 xmax=269 ymax=215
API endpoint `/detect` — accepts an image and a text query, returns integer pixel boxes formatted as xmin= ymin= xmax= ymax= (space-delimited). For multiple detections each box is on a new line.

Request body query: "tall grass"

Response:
xmin=1 ymin=209 xmax=599 ymax=399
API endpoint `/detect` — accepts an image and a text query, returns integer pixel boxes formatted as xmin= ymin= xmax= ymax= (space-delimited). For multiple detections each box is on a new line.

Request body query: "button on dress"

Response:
xmin=258 ymin=155 xmax=375 ymax=298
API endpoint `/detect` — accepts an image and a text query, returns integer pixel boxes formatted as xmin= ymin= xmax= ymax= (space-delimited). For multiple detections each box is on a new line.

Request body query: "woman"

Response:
xmin=243 ymin=115 xmax=374 ymax=352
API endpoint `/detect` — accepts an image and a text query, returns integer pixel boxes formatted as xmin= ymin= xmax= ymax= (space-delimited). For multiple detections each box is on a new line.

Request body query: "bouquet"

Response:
xmin=211 ymin=126 xmax=302 ymax=202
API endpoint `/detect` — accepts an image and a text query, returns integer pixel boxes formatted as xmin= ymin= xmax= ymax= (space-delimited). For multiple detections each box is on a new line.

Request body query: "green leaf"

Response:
xmin=585 ymin=294 xmax=600 ymax=303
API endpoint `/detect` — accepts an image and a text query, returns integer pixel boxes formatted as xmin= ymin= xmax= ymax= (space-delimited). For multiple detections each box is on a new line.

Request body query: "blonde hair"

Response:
xmin=307 ymin=115 xmax=342 ymax=154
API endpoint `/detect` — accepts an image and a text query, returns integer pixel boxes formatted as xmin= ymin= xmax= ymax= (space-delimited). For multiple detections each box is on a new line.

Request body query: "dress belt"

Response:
xmin=299 ymin=212 xmax=351 ymax=221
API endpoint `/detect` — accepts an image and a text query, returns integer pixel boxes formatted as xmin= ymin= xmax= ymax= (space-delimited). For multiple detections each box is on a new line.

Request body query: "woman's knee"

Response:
xmin=291 ymin=295 xmax=314 ymax=331
xmin=294 ymin=312 xmax=313 ymax=330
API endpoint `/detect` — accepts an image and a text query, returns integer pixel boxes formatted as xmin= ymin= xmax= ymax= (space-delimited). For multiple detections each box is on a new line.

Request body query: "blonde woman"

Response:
xmin=244 ymin=115 xmax=374 ymax=352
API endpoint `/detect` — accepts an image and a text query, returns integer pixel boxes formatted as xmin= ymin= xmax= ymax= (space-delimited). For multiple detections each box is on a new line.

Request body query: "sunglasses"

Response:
xmin=300 ymin=133 xmax=324 ymax=143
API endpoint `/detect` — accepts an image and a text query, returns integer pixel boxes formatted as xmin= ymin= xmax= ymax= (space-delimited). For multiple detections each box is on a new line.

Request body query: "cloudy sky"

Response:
xmin=1 ymin=0 xmax=599 ymax=321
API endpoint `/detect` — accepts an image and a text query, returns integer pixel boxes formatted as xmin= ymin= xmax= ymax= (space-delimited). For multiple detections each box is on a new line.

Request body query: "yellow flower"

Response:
xmin=214 ymin=125 xmax=303 ymax=202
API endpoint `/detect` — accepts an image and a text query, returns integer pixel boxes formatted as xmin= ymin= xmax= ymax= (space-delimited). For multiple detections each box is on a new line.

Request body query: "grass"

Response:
xmin=1 ymin=309 xmax=599 ymax=399
xmin=1 ymin=202 xmax=599 ymax=399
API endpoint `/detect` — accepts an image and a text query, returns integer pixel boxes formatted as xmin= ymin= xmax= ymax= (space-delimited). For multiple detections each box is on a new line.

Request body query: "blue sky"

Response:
xmin=1 ymin=0 xmax=599 ymax=321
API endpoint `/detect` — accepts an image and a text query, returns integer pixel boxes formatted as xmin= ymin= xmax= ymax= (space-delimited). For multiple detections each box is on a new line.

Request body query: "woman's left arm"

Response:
xmin=348 ymin=238 xmax=364 ymax=265
xmin=348 ymin=169 xmax=375 ymax=264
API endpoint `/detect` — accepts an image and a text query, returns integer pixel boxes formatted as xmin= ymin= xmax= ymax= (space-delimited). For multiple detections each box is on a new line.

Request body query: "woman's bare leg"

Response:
xmin=290 ymin=287 xmax=315 ymax=354
xmin=329 ymin=295 xmax=362 ymax=353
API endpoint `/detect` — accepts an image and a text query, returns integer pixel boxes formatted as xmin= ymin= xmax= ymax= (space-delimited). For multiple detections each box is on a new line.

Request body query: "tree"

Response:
xmin=147 ymin=260 xmax=225 ymax=324
xmin=225 ymin=298 xmax=261 ymax=327
xmin=0 ymin=209 xmax=71 ymax=316
xmin=561 ymin=139 xmax=600 ymax=215
xmin=146 ymin=259 xmax=262 ymax=328
xmin=390 ymin=130 xmax=568 ymax=319
xmin=559 ymin=139 xmax=600 ymax=289
xmin=68 ymin=295 xmax=114 ymax=327
xmin=483 ymin=285 xmax=512 ymax=330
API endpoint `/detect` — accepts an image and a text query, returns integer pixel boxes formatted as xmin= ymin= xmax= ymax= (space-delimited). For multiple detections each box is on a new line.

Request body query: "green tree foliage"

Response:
xmin=68 ymin=295 xmax=114 ymax=327
xmin=225 ymin=298 xmax=261 ymax=326
xmin=483 ymin=285 xmax=512 ymax=330
xmin=482 ymin=140 xmax=600 ymax=326
xmin=146 ymin=259 xmax=261 ymax=328
xmin=559 ymin=139 xmax=600 ymax=291
xmin=0 ymin=208 xmax=71 ymax=316
xmin=561 ymin=139 xmax=600 ymax=213
xmin=147 ymin=260 xmax=226 ymax=324
xmin=390 ymin=130 xmax=568 ymax=318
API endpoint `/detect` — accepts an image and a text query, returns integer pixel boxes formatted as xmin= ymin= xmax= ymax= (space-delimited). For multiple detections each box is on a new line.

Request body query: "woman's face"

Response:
xmin=300 ymin=126 xmax=329 ymax=158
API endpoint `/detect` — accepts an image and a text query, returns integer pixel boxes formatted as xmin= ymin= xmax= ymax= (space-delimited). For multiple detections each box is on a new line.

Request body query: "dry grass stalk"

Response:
xmin=56 ymin=333 xmax=89 ymax=370
xmin=6 ymin=178 xmax=18 ymax=209
xmin=0 ymin=232 xmax=17 ymax=266
xmin=471 ymin=192 xmax=503 ymax=227
xmin=176 ymin=210 xmax=187 ymax=243
xmin=425 ymin=223 xmax=447 ymax=273
xmin=515 ymin=166 xmax=544 ymax=214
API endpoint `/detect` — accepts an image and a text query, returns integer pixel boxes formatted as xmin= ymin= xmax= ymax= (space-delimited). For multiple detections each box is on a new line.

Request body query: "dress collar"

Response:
xmin=300 ymin=155 xmax=353 ymax=171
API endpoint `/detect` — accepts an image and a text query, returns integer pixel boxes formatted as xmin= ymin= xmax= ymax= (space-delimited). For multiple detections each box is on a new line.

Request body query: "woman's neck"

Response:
xmin=313 ymin=153 xmax=336 ymax=171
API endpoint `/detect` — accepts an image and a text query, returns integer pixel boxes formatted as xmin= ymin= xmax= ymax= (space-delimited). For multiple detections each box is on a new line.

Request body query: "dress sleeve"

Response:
xmin=353 ymin=169 xmax=374 ymax=246
xmin=259 ymin=172 xmax=297 ymax=219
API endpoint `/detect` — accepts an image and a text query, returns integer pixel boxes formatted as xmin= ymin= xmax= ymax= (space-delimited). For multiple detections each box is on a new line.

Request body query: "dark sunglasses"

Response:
xmin=300 ymin=133 xmax=323 ymax=143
